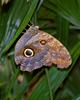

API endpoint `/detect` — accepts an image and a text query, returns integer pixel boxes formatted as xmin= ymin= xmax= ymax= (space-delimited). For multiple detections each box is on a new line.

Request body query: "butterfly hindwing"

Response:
xmin=15 ymin=26 xmax=72 ymax=72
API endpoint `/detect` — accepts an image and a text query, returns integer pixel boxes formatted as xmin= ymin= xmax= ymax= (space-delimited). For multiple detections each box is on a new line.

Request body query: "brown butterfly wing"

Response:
xmin=15 ymin=29 xmax=50 ymax=72
xmin=15 ymin=26 xmax=72 ymax=72
xmin=38 ymin=30 xmax=72 ymax=68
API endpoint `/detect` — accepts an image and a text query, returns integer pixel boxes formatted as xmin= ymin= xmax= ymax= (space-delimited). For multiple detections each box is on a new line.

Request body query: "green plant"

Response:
xmin=0 ymin=0 xmax=80 ymax=100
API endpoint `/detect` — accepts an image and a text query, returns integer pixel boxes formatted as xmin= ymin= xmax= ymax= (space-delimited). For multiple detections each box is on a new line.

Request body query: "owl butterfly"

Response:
xmin=15 ymin=26 xmax=72 ymax=72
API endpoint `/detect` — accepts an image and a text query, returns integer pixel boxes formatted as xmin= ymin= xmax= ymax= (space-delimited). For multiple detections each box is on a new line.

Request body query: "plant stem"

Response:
xmin=45 ymin=68 xmax=53 ymax=100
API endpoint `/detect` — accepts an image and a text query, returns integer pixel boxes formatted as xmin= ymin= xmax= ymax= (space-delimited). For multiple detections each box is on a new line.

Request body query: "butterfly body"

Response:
xmin=15 ymin=26 xmax=72 ymax=72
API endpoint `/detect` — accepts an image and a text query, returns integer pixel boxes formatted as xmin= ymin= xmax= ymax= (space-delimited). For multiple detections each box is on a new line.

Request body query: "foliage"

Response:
xmin=0 ymin=0 xmax=80 ymax=100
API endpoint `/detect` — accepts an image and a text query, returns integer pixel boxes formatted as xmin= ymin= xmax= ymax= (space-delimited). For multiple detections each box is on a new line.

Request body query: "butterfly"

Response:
xmin=14 ymin=26 xmax=72 ymax=72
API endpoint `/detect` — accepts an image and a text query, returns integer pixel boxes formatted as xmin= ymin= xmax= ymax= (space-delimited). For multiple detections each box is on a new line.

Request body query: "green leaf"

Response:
xmin=56 ymin=15 xmax=69 ymax=46
xmin=44 ymin=0 xmax=80 ymax=26
xmin=1 ymin=0 xmax=39 ymax=54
